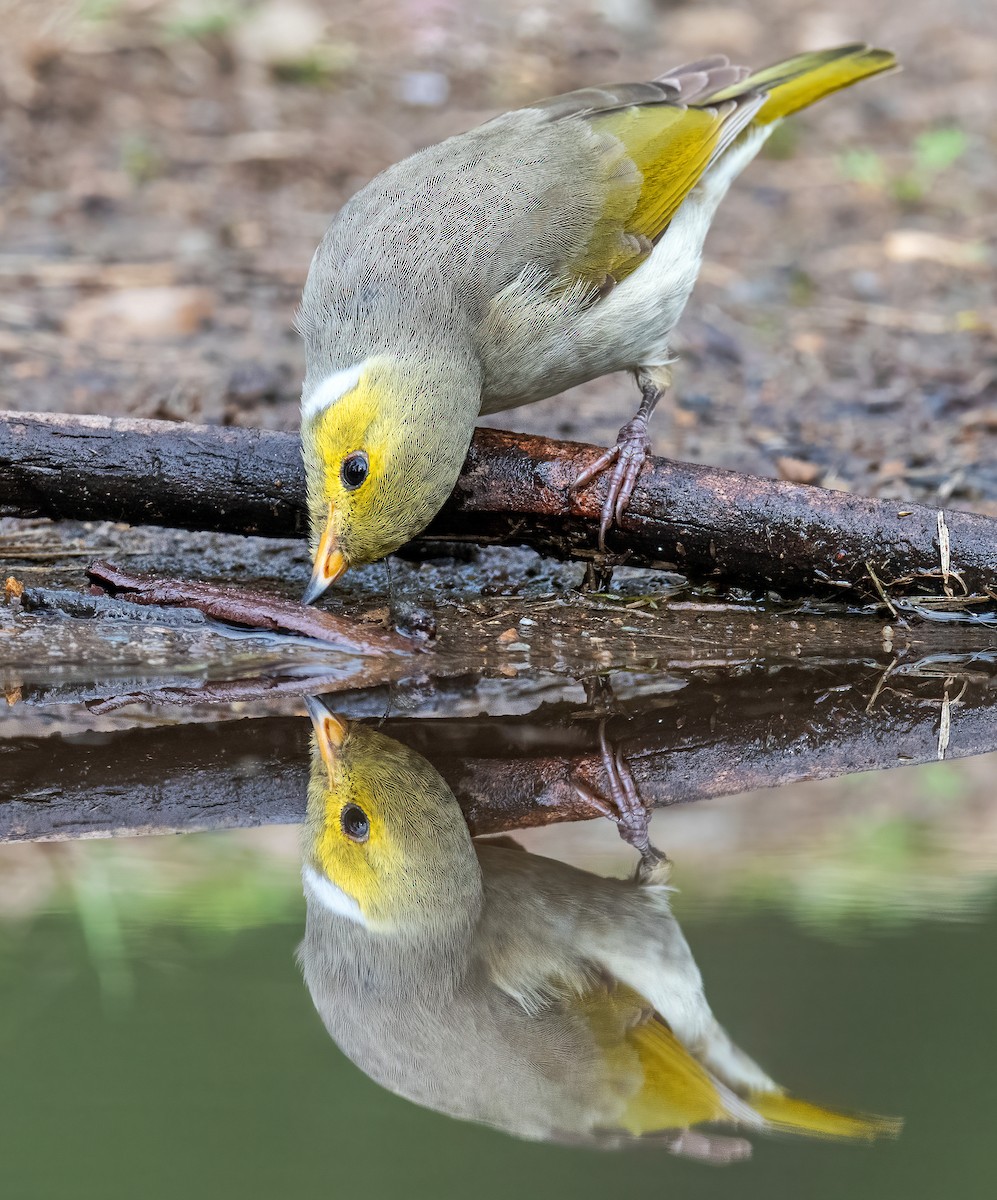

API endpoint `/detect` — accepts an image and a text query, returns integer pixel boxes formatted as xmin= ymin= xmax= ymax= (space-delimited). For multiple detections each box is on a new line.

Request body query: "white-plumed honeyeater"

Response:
xmin=297 ymin=44 xmax=897 ymax=601
xmin=298 ymin=702 xmax=902 ymax=1158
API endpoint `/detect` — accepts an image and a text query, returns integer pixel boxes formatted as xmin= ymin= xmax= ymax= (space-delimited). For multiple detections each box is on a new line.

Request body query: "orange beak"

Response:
xmin=303 ymin=505 xmax=348 ymax=604
xmin=304 ymin=695 xmax=347 ymax=775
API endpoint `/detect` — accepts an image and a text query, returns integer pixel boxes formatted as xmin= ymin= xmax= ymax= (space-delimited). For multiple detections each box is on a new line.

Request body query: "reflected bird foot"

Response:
xmin=579 ymin=673 xmax=619 ymax=716
xmin=572 ymin=724 xmax=670 ymax=885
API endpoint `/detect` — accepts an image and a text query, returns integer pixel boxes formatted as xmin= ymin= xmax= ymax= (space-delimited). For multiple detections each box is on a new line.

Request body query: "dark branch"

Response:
xmin=1 ymin=409 xmax=995 ymax=606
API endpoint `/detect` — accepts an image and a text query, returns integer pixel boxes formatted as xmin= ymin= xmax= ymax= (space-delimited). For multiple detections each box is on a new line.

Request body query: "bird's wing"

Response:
xmin=477 ymin=848 xmax=900 ymax=1143
xmin=581 ymin=986 xmax=901 ymax=1142
xmin=523 ymin=60 xmax=762 ymax=288
xmin=577 ymin=986 xmax=733 ymax=1133
xmin=510 ymin=44 xmax=895 ymax=290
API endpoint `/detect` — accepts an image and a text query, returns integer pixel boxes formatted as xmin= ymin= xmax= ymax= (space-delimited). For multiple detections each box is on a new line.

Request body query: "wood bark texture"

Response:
xmin=1 ymin=409 xmax=995 ymax=605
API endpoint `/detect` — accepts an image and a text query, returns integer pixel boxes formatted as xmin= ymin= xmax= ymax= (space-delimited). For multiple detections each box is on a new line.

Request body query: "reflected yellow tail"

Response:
xmin=751 ymin=1090 xmax=903 ymax=1141
xmin=710 ymin=44 xmax=898 ymax=126
xmin=626 ymin=1012 xmax=902 ymax=1141
xmin=610 ymin=998 xmax=902 ymax=1143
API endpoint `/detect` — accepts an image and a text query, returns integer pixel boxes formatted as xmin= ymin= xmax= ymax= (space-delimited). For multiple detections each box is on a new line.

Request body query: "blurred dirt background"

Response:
xmin=1 ymin=0 xmax=995 ymax=513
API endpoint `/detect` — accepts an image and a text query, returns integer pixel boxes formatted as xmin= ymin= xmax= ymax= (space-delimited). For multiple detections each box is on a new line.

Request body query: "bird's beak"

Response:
xmin=303 ymin=506 xmax=348 ymax=604
xmin=305 ymin=695 xmax=347 ymax=774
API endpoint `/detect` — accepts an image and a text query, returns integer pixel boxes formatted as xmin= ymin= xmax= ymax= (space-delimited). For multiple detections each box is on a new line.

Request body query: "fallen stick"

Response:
xmin=84 ymin=559 xmax=418 ymax=654
xmin=1 ymin=410 xmax=995 ymax=605
xmin=2 ymin=657 xmax=992 ymax=843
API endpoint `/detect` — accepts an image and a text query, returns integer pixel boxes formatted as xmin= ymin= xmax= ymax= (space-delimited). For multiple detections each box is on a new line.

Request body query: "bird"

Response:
xmin=298 ymin=700 xmax=902 ymax=1158
xmin=297 ymin=43 xmax=897 ymax=602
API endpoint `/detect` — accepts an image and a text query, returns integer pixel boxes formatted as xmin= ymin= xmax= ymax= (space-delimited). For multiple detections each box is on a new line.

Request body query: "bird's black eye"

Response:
xmin=340 ymin=451 xmax=369 ymax=491
xmin=341 ymin=803 xmax=370 ymax=843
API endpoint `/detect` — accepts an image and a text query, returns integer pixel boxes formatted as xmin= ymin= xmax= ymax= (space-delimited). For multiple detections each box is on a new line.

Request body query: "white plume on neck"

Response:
xmin=302 ymin=864 xmax=366 ymax=925
xmin=301 ymin=363 xmax=368 ymax=421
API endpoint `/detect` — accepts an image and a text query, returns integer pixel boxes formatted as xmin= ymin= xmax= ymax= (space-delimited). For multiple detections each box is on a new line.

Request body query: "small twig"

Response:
xmin=937 ymin=511 xmax=954 ymax=599
xmin=86 ymin=671 xmax=354 ymax=715
xmin=865 ymin=655 xmax=899 ymax=715
xmin=937 ymin=686 xmax=952 ymax=761
xmin=865 ymin=560 xmax=898 ymax=620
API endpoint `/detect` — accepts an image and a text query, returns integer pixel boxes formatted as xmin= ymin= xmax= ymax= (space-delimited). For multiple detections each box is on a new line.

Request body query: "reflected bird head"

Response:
xmin=302 ymin=698 xmax=481 ymax=932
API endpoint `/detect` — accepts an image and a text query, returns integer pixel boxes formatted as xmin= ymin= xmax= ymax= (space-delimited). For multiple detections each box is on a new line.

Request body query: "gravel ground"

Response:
xmin=1 ymin=0 xmax=995 ymax=512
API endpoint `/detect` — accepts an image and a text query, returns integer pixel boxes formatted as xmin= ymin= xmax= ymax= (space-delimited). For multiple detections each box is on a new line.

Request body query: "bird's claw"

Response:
xmin=572 ymin=723 xmax=669 ymax=884
xmin=572 ymin=418 xmax=652 ymax=551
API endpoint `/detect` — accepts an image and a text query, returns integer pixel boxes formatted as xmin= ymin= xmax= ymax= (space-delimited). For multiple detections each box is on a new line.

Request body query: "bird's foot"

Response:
xmin=572 ymin=416 xmax=653 ymax=551
xmin=572 ymin=724 xmax=669 ymax=885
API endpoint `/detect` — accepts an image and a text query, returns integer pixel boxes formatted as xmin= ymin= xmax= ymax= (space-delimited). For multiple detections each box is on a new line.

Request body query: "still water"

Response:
xmin=2 ymin=647 xmax=996 ymax=1199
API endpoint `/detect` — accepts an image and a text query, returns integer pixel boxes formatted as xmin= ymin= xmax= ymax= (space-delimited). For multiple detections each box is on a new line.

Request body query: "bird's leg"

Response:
xmin=572 ymin=722 xmax=670 ymax=885
xmin=572 ymin=367 xmax=669 ymax=551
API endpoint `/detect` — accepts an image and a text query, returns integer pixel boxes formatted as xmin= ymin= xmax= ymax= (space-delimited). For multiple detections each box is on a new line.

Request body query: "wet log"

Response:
xmin=1 ymin=659 xmax=992 ymax=843
xmin=1 ymin=409 xmax=996 ymax=605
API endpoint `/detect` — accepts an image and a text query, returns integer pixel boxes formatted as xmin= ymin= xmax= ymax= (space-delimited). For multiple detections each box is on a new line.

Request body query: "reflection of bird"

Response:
xmin=297 ymin=44 xmax=896 ymax=600
xmin=298 ymin=702 xmax=901 ymax=1160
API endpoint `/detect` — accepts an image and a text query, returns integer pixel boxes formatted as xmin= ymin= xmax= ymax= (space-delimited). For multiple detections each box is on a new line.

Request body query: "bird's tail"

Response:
xmin=749 ymin=1089 xmax=903 ymax=1141
xmin=709 ymin=43 xmax=898 ymax=126
xmin=622 ymin=1010 xmax=901 ymax=1144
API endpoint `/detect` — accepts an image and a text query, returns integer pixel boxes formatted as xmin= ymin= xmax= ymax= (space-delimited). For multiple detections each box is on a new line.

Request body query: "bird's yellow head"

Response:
xmin=302 ymin=699 xmax=482 ymax=932
xmin=299 ymin=356 xmax=478 ymax=603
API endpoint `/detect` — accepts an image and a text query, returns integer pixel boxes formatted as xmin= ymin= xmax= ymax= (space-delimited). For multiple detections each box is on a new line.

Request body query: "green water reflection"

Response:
xmin=2 ymin=806 xmax=996 ymax=1198
xmin=0 ymin=892 xmax=993 ymax=1200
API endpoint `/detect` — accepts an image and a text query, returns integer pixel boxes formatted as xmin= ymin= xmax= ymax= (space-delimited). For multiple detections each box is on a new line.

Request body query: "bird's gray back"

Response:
xmin=298 ymin=109 xmax=606 ymax=375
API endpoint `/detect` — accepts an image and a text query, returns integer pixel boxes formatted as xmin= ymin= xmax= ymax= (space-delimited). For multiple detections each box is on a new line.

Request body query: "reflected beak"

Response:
xmin=305 ymin=695 xmax=347 ymax=774
xmin=303 ymin=507 xmax=348 ymax=604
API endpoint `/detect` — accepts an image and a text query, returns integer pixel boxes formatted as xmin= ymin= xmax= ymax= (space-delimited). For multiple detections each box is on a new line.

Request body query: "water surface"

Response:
xmin=2 ymin=629 xmax=996 ymax=1199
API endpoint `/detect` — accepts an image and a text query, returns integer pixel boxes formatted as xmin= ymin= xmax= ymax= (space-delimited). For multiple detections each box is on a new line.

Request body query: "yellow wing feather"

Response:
xmin=567 ymin=44 xmax=897 ymax=288
xmin=711 ymin=44 xmax=898 ymax=125
xmin=572 ymin=105 xmax=725 ymax=283
xmin=576 ymin=985 xmax=901 ymax=1142
xmin=573 ymin=987 xmax=728 ymax=1133
xmin=593 ymin=106 xmax=722 ymax=234
xmin=750 ymin=1091 xmax=903 ymax=1141
xmin=621 ymin=1016 xmax=728 ymax=1134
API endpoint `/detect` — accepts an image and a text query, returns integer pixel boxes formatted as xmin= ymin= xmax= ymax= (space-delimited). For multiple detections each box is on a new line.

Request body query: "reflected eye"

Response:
xmin=340 ymin=451 xmax=369 ymax=491
xmin=341 ymin=803 xmax=370 ymax=843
